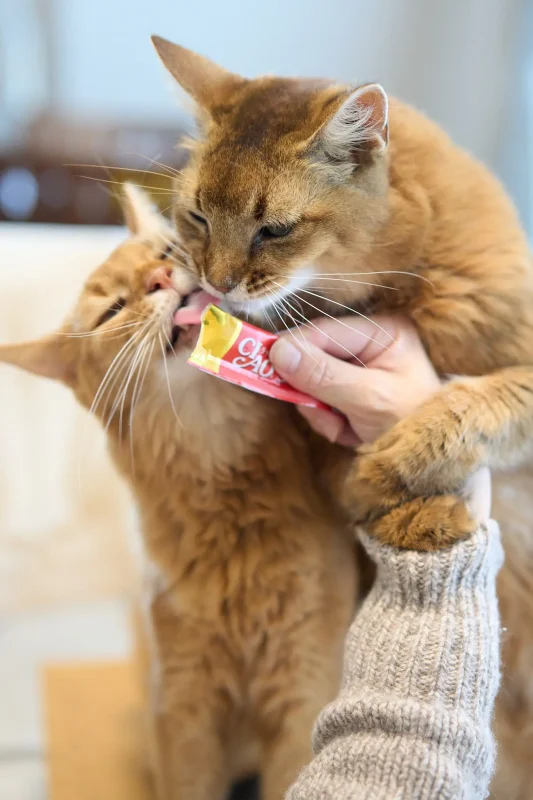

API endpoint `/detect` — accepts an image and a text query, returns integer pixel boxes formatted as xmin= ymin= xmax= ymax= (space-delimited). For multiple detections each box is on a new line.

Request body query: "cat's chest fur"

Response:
xmin=110 ymin=355 xmax=350 ymax=627
xmin=112 ymin=352 xmax=326 ymax=518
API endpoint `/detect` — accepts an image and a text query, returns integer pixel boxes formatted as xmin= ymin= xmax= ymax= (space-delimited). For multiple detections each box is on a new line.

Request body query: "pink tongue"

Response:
xmin=173 ymin=291 xmax=219 ymax=327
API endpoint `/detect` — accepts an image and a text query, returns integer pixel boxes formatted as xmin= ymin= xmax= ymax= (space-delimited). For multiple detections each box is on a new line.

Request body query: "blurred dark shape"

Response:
xmin=0 ymin=111 xmax=188 ymax=225
xmin=229 ymin=776 xmax=260 ymax=800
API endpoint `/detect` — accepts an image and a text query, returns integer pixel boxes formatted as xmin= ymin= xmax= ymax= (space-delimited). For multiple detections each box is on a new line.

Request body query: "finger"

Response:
xmin=297 ymin=406 xmax=360 ymax=447
xmin=283 ymin=316 xmax=399 ymax=366
xmin=297 ymin=406 xmax=345 ymax=443
xmin=335 ymin=428 xmax=360 ymax=447
xmin=270 ymin=336 xmax=370 ymax=409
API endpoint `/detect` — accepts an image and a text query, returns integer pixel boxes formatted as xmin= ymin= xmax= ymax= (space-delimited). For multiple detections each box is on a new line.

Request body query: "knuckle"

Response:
xmin=306 ymin=358 xmax=335 ymax=392
xmin=362 ymin=383 xmax=395 ymax=414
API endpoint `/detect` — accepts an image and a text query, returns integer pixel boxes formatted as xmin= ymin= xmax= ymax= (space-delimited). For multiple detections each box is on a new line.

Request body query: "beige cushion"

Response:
xmin=0 ymin=224 xmax=135 ymax=613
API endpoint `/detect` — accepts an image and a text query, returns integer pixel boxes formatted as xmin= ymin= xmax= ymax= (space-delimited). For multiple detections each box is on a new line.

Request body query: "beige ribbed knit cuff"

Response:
xmin=288 ymin=522 xmax=503 ymax=800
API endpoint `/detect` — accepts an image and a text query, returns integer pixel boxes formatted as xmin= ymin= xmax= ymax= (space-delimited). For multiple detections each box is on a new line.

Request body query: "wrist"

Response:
xmin=358 ymin=521 xmax=503 ymax=608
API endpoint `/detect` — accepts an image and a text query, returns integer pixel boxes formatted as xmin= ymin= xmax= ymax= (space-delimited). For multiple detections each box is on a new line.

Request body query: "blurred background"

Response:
xmin=1 ymin=0 xmax=532 ymax=229
xmin=0 ymin=1 xmax=532 ymax=798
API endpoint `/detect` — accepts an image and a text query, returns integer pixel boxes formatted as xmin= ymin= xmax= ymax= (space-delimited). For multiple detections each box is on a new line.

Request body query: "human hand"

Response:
xmin=269 ymin=315 xmax=440 ymax=446
xmin=269 ymin=315 xmax=492 ymax=527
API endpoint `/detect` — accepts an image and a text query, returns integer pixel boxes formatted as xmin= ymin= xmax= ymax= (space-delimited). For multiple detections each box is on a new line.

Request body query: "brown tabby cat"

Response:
xmin=149 ymin=36 xmax=533 ymax=796
xmin=0 ymin=186 xmax=357 ymax=800
xmin=151 ymin=36 xmax=533 ymax=551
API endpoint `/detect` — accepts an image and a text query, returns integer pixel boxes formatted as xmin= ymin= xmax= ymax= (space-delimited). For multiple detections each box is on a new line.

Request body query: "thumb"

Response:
xmin=270 ymin=336 xmax=363 ymax=410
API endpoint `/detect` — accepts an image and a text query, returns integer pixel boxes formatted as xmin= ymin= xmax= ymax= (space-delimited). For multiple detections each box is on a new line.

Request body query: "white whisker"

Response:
xmin=100 ymin=338 xmax=145 ymax=421
xmin=258 ymin=297 xmax=276 ymax=332
xmin=128 ymin=338 xmax=154 ymax=470
xmin=69 ymin=161 xmax=177 ymax=181
xmin=131 ymin=153 xmax=182 ymax=178
xmin=60 ymin=321 xmax=144 ymax=339
xmin=277 ymin=282 xmax=395 ymax=344
xmin=158 ymin=333 xmax=183 ymax=428
xmin=159 ymin=231 xmax=190 ymax=262
xmin=97 ymin=323 xmax=153 ymax=427
xmin=78 ymin=175 xmax=176 ymax=194
xmin=113 ymin=334 xmax=150 ymax=438
xmin=89 ymin=326 xmax=147 ymax=419
xmin=268 ymin=291 xmax=320 ymax=365
xmin=309 ymin=277 xmax=398 ymax=291
xmin=311 ymin=270 xmax=434 ymax=286
xmin=278 ymin=293 xmax=367 ymax=367
xmin=76 ymin=325 xmax=149 ymax=494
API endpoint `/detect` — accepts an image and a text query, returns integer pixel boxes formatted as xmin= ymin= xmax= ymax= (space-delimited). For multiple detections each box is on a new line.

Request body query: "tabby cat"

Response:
xmin=150 ymin=37 xmax=533 ymax=797
xmin=150 ymin=36 xmax=533 ymax=551
xmin=0 ymin=187 xmax=357 ymax=799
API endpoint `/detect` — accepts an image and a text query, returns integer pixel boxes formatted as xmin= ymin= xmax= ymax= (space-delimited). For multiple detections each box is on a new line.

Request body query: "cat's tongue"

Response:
xmin=173 ymin=291 xmax=219 ymax=327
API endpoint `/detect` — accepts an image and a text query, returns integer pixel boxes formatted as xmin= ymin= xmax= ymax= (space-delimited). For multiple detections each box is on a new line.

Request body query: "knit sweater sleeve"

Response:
xmin=287 ymin=522 xmax=503 ymax=800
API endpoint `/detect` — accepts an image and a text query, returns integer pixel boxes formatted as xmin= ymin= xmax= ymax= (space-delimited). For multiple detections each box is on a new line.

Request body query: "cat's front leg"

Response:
xmin=345 ymin=366 xmax=533 ymax=549
xmin=144 ymin=592 xmax=232 ymax=800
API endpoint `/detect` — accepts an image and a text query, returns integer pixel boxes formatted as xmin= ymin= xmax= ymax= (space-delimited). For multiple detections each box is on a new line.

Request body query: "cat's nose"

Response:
xmin=207 ymin=275 xmax=238 ymax=294
xmin=146 ymin=265 xmax=174 ymax=294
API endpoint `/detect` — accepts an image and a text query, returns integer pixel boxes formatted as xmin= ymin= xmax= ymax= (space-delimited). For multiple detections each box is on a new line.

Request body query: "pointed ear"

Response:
xmin=151 ymin=35 xmax=242 ymax=111
xmin=120 ymin=183 xmax=174 ymax=239
xmin=0 ymin=335 xmax=75 ymax=386
xmin=318 ymin=83 xmax=388 ymax=166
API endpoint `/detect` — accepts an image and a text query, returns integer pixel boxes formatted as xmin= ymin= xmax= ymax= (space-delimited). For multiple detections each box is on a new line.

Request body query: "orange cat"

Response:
xmin=151 ymin=36 xmax=533 ymax=552
xmin=0 ymin=187 xmax=357 ymax=799
xmin=148 ymin=37 xmax=533 ymax=797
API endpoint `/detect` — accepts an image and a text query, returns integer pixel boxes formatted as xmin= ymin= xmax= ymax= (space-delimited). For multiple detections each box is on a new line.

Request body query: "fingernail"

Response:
xmin=271 ymin=339 xmax=302 ymax=374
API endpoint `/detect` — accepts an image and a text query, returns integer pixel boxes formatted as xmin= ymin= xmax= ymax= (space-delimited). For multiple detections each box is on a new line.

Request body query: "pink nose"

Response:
xmin=146 ymin=265 xmax=174 ymax=294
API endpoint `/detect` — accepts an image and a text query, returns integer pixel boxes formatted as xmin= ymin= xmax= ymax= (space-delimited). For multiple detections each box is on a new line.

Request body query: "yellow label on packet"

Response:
xmin=188 ymin=305 xmax=243 ymax=374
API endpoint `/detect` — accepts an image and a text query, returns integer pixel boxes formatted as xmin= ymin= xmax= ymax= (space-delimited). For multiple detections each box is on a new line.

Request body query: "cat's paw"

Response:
xmin=368 ymin=494 xmax=477 ymax=551
xmin=352 ymin=386 xmax=485 ymax=508
xmin=344 ymin=386 xmax=485 ymax=549
xmin=345 ymin=445 xmax=478 ymax=549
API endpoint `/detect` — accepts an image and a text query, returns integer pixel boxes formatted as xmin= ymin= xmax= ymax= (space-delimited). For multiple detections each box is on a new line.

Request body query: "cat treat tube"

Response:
xmin=177 ymin=298 xmax=331 ymax=410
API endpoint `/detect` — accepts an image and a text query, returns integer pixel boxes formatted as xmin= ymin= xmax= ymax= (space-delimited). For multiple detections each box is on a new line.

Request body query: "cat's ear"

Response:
xmin=316 ymin=83 xmax=389 ymax=166
xmin=151 ymin=36 xmax=242 ymax=111
xmin=120 ymin=183 xmax=173 ymax=239
xmin=0 ymin=335 xmax=75 ymax=386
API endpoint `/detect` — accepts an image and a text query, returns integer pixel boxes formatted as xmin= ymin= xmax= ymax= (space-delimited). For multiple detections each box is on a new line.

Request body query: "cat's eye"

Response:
xmin=95 ymin=299 xmax=126 ymax=328
xmin=160 ymin=244 xmax=174 ymax=260
xmin=255 ymin=222 xmax=295 ymax=244
xmin=188 ymin=210 xmax=208 ymax=227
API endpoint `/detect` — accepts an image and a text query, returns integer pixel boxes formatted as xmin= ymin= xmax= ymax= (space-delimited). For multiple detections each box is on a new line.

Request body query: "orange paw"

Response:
xmin=344 ymin=388 xmax=485 ymax=549
xmin=369 ymin=495 xmax=477 ymax=551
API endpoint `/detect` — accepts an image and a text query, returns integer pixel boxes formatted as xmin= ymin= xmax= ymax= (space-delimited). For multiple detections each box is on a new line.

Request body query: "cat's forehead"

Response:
xmin=193 ymin=78 xmax=342 ymax=217
xmin=213 ymin=77 xmax=337 ymax=148
xmin=67 ymin=240 xmax=154 ymax=329
xmin=84 ymin=239 xmax=155 ymax=294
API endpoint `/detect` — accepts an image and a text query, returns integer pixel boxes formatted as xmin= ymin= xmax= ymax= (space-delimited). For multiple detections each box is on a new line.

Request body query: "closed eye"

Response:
xmin=188 ymin=210 xmax=208 ymax=227
xmin=160 ymin=244 xmax=174 ymax=260
xmin=95 ymin=299 xmax=126 ymax=328
xmin=254 ymin=222 xmax=295 ymax=246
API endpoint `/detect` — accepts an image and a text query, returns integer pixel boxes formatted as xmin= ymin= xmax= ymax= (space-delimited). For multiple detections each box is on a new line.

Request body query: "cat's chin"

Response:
xmin=175 ymin=324 xmax=201 ymax=350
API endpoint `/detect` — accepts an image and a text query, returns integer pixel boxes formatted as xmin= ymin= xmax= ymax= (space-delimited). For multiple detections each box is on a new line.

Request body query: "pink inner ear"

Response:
xmin=354 ymin=84 xmax=389 ymax=143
